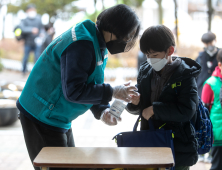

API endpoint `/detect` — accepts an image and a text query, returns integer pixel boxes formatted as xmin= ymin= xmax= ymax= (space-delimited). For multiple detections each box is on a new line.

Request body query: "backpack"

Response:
xmin=173 ymin=85 xmax=213 ymax=154
xmin=193 ymin=97 xmax=213 ymax=154
xmin=14 ymin=24 xmax=27 ymax=41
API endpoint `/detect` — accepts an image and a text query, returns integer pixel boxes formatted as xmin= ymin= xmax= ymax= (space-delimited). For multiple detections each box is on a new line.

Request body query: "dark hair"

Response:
xmin=201 ymin=32 xmax=216 ymax=44
xmin=217 ymin=49 xmax=222 ymax=63
xmin=140 ymin=25 xmax=175 ymax=54
xmin=44 ymin=24 xmax=52 ymax=31
xmin=26 ymin=4 xmax=36 ymax=11
xmin=96 ymin=4 xmax=140 ymax=41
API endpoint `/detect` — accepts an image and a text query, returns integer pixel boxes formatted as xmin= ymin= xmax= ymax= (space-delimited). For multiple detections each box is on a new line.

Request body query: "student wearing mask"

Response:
xmin=19 ymin=4 xmax=43 ymax=75
xmin=202 ymin=49 xmax=222 ymax=170
xmin=126 ymin=25 xmax=200 ymax=170
xmin=196 ymin=32 xmax=219 ymax=98
xmin=17 ymin=4 xmax=140 ymax=170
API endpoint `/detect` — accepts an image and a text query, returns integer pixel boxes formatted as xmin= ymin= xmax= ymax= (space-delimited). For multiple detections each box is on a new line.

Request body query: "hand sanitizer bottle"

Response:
xmin=110 ymin=99 xmax=126 ymax=118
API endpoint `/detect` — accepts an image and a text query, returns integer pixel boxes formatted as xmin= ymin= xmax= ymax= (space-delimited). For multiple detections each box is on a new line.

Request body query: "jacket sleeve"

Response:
xmin=90 ymin=104 xmax=110 ymax=120
xmin=61 ymin=40 xmax=113 ymax=105
xmin=220 ymin=86 xmax=222 ymax=108
xmin=153 ymin=77 xmax=198 ymax=122
xmin=202 ymin=83 xmax=214 ymax=112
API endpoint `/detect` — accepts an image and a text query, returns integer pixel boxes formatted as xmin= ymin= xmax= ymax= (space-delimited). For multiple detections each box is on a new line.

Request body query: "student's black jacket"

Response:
xmin=126 ymin=57 xmax=201 ymax=166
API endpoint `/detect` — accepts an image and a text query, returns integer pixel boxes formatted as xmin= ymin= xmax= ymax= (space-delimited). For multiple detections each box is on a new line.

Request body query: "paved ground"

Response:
xmin=0 ymin=70 xmax=212 ymax=170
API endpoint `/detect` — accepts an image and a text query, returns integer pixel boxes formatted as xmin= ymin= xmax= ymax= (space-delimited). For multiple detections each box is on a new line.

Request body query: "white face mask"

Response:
xmin=147 ymin=54 xmax=168 ymax=71
xmin=205 ymin=45 xmax=217 ymax=57
xmin=27 ymin=11 xmax=37 ymax=19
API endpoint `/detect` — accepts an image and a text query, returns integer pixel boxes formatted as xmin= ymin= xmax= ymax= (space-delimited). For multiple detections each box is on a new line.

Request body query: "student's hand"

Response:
xmin=112 ymin=81 xmax=139 ymax=103
xmin=130 ymin=93 xmax=140 ymax=105
xmin=100 ymin=108 xmax=122 ymax=126
xmin=142 ymin=106 xmax=154 ymax=120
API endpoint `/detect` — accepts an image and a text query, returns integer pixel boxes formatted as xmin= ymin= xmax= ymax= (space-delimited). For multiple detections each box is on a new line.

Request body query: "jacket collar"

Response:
xmin=170 ymin=56 xmax=201 ymax=81
xmin=96 ymin=26 xmax=106 ymax=50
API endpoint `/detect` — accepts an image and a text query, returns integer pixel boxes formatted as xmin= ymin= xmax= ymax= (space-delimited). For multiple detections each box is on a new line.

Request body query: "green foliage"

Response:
xmin=7 ymin=0 xmax=145 ymax=22
xmin=106 ymin=57 xmax=122 ymax=68
xmin=84 ymin=9 xmax=103 ymax=23
xmin=7 ymin=0 xmax=81 ymax=20
xmin=84 ymin=0 xmax=145 ymax=22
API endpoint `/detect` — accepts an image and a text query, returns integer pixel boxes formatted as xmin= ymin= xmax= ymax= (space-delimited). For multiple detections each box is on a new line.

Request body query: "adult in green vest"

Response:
xmin=17 ymin=4 xmax=140 ymax=170
xmin=202 ymin=49 xmax=222 ymax=170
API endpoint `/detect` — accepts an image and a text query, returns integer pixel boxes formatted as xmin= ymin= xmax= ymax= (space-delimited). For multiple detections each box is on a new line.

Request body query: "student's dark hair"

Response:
xmin=26 ymin=4 xmax=36 ymax=11
xmin=44 ymin=24 xmax=52 ymax=31
xmin=201 ymin=32 xmax=216 ymax=44
xmin=217 ymin=49 xmax=222 ymax=63
xmin=140 ymin=25 xmax=175 ymax=54
xmin=96 ymin=4 xmax=140 ymax=41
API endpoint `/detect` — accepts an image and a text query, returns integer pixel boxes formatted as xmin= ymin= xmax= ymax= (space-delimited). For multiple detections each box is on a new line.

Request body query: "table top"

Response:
xmin=33 ymin=147 xmax=174 ymax=168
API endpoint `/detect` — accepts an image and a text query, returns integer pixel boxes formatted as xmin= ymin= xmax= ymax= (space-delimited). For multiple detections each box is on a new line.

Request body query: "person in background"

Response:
xmin=40 ymin=23 xmax=55 ymax=54
xmin=19 ymin=4 xmax=43 ymax=75
xmin=196 ymin=32 xmax=219 ymax=98
xmin=196 ymin=32 xmax=219 ymax=163
xmin=137 ymin=50 xmax=147 ymax=71
xmin=126 ymin=25 xmax=200 ymax=170
xmin=202 ymin=49 xmax=222 ymax=170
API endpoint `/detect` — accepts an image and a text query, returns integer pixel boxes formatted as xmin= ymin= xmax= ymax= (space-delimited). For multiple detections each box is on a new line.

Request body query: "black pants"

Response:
xmin=210 ymin=146 xmax=222 ymax=170
xmin=20 ymin=112 xmax=75 ymax=170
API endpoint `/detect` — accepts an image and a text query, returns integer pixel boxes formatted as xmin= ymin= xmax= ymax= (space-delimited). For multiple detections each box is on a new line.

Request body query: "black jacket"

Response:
xmin=19 ymin=15 xmax=43 ymax=46
xmin=196 ymin=49 xmax=219 ymax=97
xmin=126 ymin=57 xmax=201 ymax=166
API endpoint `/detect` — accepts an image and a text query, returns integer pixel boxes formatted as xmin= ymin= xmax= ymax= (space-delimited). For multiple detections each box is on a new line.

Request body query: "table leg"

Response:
xmin=41 ymin=167 xmax=49 ymax=170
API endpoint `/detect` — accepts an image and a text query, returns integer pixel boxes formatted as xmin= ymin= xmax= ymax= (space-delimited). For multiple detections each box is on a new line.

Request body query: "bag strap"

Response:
xmin=133 ymin=115 xmax=141 ymax=132
xmin=133 ymin=113 xmax=155 ymax=132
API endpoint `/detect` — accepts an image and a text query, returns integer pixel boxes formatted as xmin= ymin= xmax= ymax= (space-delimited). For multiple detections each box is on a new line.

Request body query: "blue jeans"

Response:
xmin=22 ymin=44 xmax=41 ymax=73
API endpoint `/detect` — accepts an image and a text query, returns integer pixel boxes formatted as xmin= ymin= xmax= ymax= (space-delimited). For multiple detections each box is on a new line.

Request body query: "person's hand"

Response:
xmin=113 ymin=81 xmax=139 ymax=103
xmin=100 ymin=108 xmax=121 ymax=126
xmin=142 ymin=106 xmax=154 ymax=120
xmin=130 ymin=93 xmax=140 ymax=105
xmin=32 ymin=28 xmax=39 ymax=34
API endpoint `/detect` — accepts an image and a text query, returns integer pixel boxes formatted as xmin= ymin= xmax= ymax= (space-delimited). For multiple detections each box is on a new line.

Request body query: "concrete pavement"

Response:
xmin=0 ymin=109 xmax=212 ymax=170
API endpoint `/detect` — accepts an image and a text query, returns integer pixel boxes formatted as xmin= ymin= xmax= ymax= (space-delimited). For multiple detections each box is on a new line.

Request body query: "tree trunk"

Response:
xmin=174 ymin=0 xmax=178 ymax=44
xmin=156 ymin=0 xmax=163 ymax=25
xmin=207 ymin=0 xmax=214 ymax=31
xmin=94 ymin=0 xmax=97 ymax=21
xmin=102 ymin=0 xmax=105 ymax=10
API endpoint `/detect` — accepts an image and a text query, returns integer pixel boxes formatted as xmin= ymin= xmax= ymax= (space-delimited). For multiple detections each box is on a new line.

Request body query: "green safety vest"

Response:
xmin=19 ymin=19 xmax=108 ymax=129
xmin=204 ymin=76 xmax=222 ymax=146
